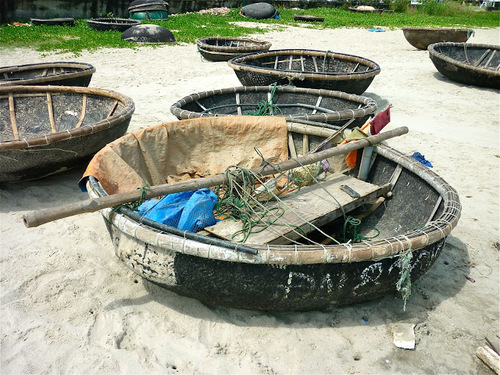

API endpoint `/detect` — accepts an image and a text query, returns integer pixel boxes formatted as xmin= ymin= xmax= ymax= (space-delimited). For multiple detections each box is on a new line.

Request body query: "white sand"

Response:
xmin=1 ymin=25 xmax=499 ymax=374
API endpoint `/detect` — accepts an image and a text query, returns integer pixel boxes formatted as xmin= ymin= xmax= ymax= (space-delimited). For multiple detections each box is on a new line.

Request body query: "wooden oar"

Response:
xmin=23 ymin=126 xmax=409 ymax=228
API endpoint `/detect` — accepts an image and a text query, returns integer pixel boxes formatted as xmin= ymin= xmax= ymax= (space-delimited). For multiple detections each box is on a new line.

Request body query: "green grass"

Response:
xmin=0 ymin=4 xmax=497 ymax=55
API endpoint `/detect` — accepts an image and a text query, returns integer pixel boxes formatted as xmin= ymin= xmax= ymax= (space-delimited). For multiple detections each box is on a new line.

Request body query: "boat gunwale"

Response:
xmin=227 ymin=49 xmax=381 ymax=81
xmin=88 ymin=124 xmax=461 ymax=266
xmin=402 ymin=26 xmax=474 ymax=32
xmin=170 ymin=85 xmax=377 ymax=122
xmin=0 ymin=62 xmax=96 ymax=87
xmin=196 ymin=37 xmax=272 ymax=53
xmin=0 ymin=85 xmax=135 ymax=151
xmin=428 ymin=42 xmax=500 ymax=76
xmin=86 ymin=18 xmax=142 ymax=29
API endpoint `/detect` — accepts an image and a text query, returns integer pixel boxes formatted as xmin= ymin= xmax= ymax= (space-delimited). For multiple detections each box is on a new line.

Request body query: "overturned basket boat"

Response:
xmin=0 ymin=62 xmax=96 ymax=87
xmin=196 ymin=37 xmax=272 ymax=62
xmin=170 ymin=85 xmax=377 ymax=128
xmin=87 ymin=18 xmax=141 ymax=32
xmin=228 ymin=49 xmax=381 ymax=95
xmin=428 ymin=42 xmax=500 ymax=89
xmin=0 ymin=85 xmax=134 ymax=182
xmin=402 ymin=27 xmax=474 ymax=50
xmin=82 ymin=116 xmax=461 ymax=311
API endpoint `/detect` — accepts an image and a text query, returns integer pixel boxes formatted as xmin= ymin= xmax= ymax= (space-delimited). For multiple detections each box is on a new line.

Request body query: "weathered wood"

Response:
xmin=204 ymin=174 xmax=391 ymax=244
xmin=22 ymin=126 xmax=408 ymax=228
xmin=8 ymin=93 xmax=18 ymax=139
xmin=476 ymin=346 xmax=500 ymax=374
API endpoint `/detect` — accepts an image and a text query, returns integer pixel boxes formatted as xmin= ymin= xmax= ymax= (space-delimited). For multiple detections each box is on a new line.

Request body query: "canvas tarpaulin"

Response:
xmin=81 ymin=116 xmax=289 ymax=195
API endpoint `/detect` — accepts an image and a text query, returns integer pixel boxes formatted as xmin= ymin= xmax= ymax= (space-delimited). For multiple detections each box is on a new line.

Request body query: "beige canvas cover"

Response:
xmin=82 ymin=116 xmax=289 ymax=195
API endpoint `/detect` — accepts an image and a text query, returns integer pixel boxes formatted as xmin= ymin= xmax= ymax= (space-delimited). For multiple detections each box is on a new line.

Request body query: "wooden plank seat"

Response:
xmin=204 ymin=173 xmax=391 ymax=245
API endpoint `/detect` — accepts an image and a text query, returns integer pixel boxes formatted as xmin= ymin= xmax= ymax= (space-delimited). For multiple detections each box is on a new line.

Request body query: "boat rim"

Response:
xmin=170 ymin=85 xmax=377 ymax=121
xmin=0 ymin=62 xmax=96 ymax=87
xmin=196 ymin=37 xmax=271 ymax=52
xmin=228 ymin=49 xmax=381 ymax=80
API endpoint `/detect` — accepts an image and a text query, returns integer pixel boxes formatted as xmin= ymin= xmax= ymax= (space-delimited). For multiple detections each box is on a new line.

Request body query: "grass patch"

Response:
xmin=0 ymin=5 xmax=497 ymax=55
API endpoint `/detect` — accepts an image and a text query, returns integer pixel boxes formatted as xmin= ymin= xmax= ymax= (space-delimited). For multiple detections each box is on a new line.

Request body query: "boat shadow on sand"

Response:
xmin=104 ymin=235 xmax=470 ymax=328
xmin=0 ymin=165 xmax=90 ymax=214
xmin=431 ymin=72 xmax=500 ymax=92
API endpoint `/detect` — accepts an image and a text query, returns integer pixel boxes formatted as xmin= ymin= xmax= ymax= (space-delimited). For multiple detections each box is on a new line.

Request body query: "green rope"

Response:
xmin=396 ymin=251 xmax=413 ymax=311
xmin=114 ymin=184 xmax=150 ymax=212
xmin=342 ymin=216 xmax=380 ymax=243
xmin=247 ymin=83 xmax=283 ymax=116
xmin=214 ymin=166 xmax=287 ymax=243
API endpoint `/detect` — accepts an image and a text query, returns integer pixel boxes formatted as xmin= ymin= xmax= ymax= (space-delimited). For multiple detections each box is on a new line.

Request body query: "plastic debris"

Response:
xmin=411 ymin=152 xmax=433 ymax=168
xmin=392 ymin=323 xmax=416 ymax=350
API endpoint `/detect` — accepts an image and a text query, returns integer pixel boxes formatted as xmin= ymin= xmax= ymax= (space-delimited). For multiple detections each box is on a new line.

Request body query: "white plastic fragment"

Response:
xmin=391 ymin=323 xmax=416 ymax=350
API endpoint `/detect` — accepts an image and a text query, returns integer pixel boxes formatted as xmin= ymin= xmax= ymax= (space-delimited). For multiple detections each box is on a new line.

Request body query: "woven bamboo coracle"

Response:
xmin=402 ymin=27 xmax=474 ymax=50
xmin=170 ymin=85 xmax=377 ymax=128
xmin=428 ymin=42 xmax=500 ymax=89
xmin=0 ymin=85 xmax=135 ymax=181
xmin=196 ymin=37 xmax=272 ymax=62
xmin=228 ymin=49 xmax=381 ymax=95
xmin=0 ymin=62 xmax=96 ymax=87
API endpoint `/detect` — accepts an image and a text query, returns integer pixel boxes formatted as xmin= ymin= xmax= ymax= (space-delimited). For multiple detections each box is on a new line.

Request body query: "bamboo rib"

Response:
xmin=312 ymin=56 xmax=319 ymax=72
xmin=235 ymin=93 xmax=242 ymax=115
xmin=474 ymin=49 xmax=491 ymax=67
xmin=483 ymin=49 xmax=496 ymax=68
xmin=8 ymin=93 xmax=18 ymax=139
xmin=75 ymin=94 xmax=87 ymax=128
xmin=302 ymin=133 xmax=309 ymax=154
xmin=107 ymin=99 xmax=119 ymax=118
xmin=46 ymin=93 xmax=57 ymax=133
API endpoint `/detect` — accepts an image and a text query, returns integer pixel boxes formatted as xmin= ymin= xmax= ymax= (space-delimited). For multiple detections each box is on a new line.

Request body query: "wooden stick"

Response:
xmin=22 ymin=126 xmax=409 ymax=228
xmin=47 ymin=93 xmax=57 ymax=133
xmin=8 ymin=93 xmax=18 ymax=139
xmin=75 ymin=94 xmax=87 ymax=128
xmin=106 ymin=99 xmax=119 ymax=118
xmin=474 ymin=49 xmax=491 ymax=67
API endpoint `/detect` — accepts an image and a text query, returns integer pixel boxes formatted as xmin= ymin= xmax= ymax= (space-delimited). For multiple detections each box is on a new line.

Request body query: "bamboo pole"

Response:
xmin=22 ymin=126 xmax=408 ymax=228
xmin=75 ymin=94 xmax=87 ymax=128
xmin=47 ymin=93 xmax=57 ymax=133
xmin=8 ymin=93 xmax=18 ymax=139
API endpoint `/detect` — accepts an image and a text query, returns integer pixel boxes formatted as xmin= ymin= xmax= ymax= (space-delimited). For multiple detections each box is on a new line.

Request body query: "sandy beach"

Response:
xmin=1 ymin=24 xmax=499 ymax=374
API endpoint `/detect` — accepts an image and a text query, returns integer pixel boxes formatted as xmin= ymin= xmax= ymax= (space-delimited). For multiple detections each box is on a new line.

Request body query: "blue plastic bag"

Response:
xmin=136 ymin=188 xmax=218 ymax=232
xmin=411 ymin=152 xmax=433 ymax=168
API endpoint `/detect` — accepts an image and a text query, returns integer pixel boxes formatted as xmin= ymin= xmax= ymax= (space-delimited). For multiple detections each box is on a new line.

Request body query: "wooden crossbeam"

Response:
xmin=204 ymin=174 xmax=390 ymax=245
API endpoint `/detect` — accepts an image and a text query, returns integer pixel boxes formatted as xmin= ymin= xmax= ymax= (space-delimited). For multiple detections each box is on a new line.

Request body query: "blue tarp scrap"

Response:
xmin=136 ymin=188 xmax=219 ymax=232
xmin=411 ymin=152 xmax=433 ymax=168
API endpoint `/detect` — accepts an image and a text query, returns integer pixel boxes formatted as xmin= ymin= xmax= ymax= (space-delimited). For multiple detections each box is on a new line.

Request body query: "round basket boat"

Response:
xmin=228 ymin=49 xmax=381 ymax=95
xmin=402 ymin=27 xmax=474 ymax=50
xmin=196 ymin=37 xmax=272 ymax=62
xmin=83 ymin=116 xmax=461 ymax=312
xmin=170 ymin=85 xmax=377 ymax=128
xmin=0 ymin=85 xmax=135 ymax=182
xmin=87 ymin=18 xmax=141 ymax=32
xmin=0 ymin=62 xmax=96 ymax=87
xmin=428 ymin=42 xmax=500 ymax=89
xmin=31 ymin=18 xmax=75 ymax=26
